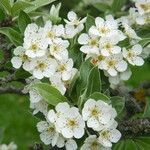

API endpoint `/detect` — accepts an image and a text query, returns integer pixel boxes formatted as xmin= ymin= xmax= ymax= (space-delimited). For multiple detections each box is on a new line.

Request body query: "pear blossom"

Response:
xmin=11 ymin=46 xmax=33 ymax=71
xmin=89 ymin=16 xmax=119 ymax=38
xmin=81 ymin=135 xmax=111 ymax=150
xmin=42 ymin=21 xmax=64 ymax=44
xmin=123 ymin=44 xmax=144 ymax=66
xmin=78 ymin=32 xmax=100 ymax=55
xmin=98 ymin=54 xmax=128 ymax=76
xmin=135 ymin=0 xmax=150 ymax=15
xmin=82 ymin=99 xmax=116 ymax=131
xmin=99 ymin=37 xmax=121 ymax=56
xmin=64 ymin=11 xmax=86 ymax=33
xmin=24 ymin=25 xmax=48 ymax=58
xmin=57 ymin=58 xmax=74 ymax=81
xmin=98 ymin=122 xmax=121 ymax=148
xmin=49 ymin=38 xmax=69 ymax=61
xmin=31 ymin=57 xmax=58 ymax=79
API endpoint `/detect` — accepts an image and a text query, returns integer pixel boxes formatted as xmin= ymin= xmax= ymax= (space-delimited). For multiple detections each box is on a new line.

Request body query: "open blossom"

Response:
xmin=98 ymin=122 xmax=121 ymax=148
xmin=123 ymin=44 xmax=144 ymax=66
xmin=30 ymin=57 xmax=58 ymax=79
xmin=99 ymin=37 xmax=121 ymax=56
xmin=98 ymin=54 xmax=128 ymax=76
xmin=42 ymin=21 xmax=64 ymax=44
xmin=49 ymin=38 xmax=69 ymax=61
xmin=57 ymin=58 xmax=74 ymax=81
xmin=64 ymin=11 xmax=86 ymax=33
xmin=135 ymin=0 xmax=150 ymax=15
xmin=81 ymin=135 xmax=111 ymax=150
xmin=78 ymin=32 xmax=100 ymax=55
xmin=11 ymin=46 xmax=33 ymax=71
xmin=82 ymin=99 xmax=116 ymax=131
xmin=48 ymin=102 xmax=85 ymax=139
xmin=24 ymin=24 xmax=48 ymax=58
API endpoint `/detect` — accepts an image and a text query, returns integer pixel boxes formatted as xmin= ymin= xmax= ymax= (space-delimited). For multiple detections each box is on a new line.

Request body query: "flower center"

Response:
xmin=91 ymin=141 xmax=99 ymax=149
xmin=58 ymin=64 xmax=66 ymax=72
xmin=91 ymin=107 xmax=100 ymax=117
xmin=37 ymin=62 xmax=47 ymax=71
xmin=108 ymin=60 xmax=116 ymax=67
xmin=47 ymin=31 xmax=55 ymax=38
xmin=101 ymin=130 xmax=110 ymax=139
xmin=105 ymin=43 xmax=112 ymax=49
xmin=48 ymin=126 xmax=55 ymax=133
xmin=98 ymin=55 xmax=105 ymax=61
xmin=140 ymin=4 xmax=150 ymax=12
xmin=99 ymin=27 xmax=109 ymax=34
xmin=21 ymin=54 xmax=28 ymax=61
xmin=89 ymin=39 xmax=98 ymax=46
xmin=68 ymin=119 xmax=77 ymax=128
xmin=31 ymin=43 xmax=38 ymax=51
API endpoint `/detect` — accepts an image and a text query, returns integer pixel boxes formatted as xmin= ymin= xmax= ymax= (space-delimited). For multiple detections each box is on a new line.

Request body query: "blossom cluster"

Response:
xmin=11 ymin=11 xmax=86 ymax=95
xmin=78 ymin=14 xmax=144 ymax=86
xmin=37 ymin=99 xmax=121 ymax=150
xmin=119 ymin=0 xmax=150 ymax=26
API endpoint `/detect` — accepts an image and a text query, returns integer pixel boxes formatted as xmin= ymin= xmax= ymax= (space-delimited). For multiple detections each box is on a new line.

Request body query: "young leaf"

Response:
xmin=25 ymin=0 xmax=56 ymax=13
xmin=89 ymin=92 xmax=111 ymax=104
xmin=0 ymin=27 xmax=23 ymax=46
xmin=86 ymin=15 xmax=95 ymax=32
xmin=18 ymin=11 xmax=31 ymax=34
xmin=85 ymin=67 xmax=101 ymax=98
xmin=11 ymin=1 xmax=33 ymax=16
xmin=0 ymin=0 xmax=11 ymax=15
xmin=111 ymin=0 xmax=127 ymax=13
xmin=76 ymin=58 xmax=93 ymax=96
xmin=33 ymin=83 xmax=67 ymax=106
xmin=92 ymin=2 xmax=110 ymax=13
xmin=110 ymin=96 xmax=125 ymax=119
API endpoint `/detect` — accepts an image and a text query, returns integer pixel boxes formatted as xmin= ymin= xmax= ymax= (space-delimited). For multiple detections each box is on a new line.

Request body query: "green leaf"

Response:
xmin=11 ymin=1 xmax=33 ymax=16
xmin=139 ymin=38 xmax=150 ymax=48
xmin=142 ymin=97 xmax=150 ymax=118
xmin=18 ymin=11 xmax=31 ymax=34
xmin=111 ymin=0 xmax=127 ymax=13
xmin=0 ymin=8 xmax=5 ymax=21
xmin=33 ymin=83 xmax=67 ymax=106
xmin=92 ymin=2 xmax=110 ymax=12
xmin=76 ymin=59 xmax=93 ymax=96
xmin=86 ymin=15 xmax=95 ymax=32
xmin=0 ymin=0 xmax=11 ymax=15
xmin=0 ymin=27 xmax=23 ymax=46
xmin=110 ymin=96 xmax=125 ymax=119
xmin=89 ymin=92 xmax=111 ymax=104
xmin=135 ymin=137 xmax=150 ymax=150
xmin=35 ymin=16 xmax=44 ymax=26
xmin=25 ymin=0 xmax=56 ymax=13
xmin=85 ymin=67 xmax=101 ymax=98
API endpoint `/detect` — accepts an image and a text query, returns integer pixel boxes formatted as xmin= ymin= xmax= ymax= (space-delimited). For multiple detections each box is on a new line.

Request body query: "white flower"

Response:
xmin=136 ymin=13 xmax=150 ymax=25
xmin=50 ymin=72 xmax=66 ymax=95
xmin=30 ymin=100 xmax=48 ymax=115
xmin=57 ymin=58 xmax=74 ymax=81
xmin=49 ymin=38 xmax=69 ymax=61
xmin=108 ymin=68 xmax=132 ymax=85
xmin=141 ymin=44 xmax=150 ymax=58
xmin=99 ymin=37 xmax=121 ymax=56
xmin=29 ymin=89 xmax=42 ymax=103
xmin=135 ymin=0 xmax=150 ymax=15
xmin=64 ymin=11 xmax=86 ymax=33
xmin=98 ymin=54 xmax=128 ymax=76
xmin=65 ymin=139 xmax=77 ymax=150
xmin=37 ymin=121 xmax=60 ymax=146
xmin=123 ymin=23 xmax=141 ymax=40
xmin=98 ymin=122 xmax=121 ymax=148
xmin=0 ymin=142 xmax=17 ymax=150
xmin=78 ymin=32 xmax=100 ymax=55
xmin=81 ymin=135 xmax=111 ymax=150
xmin=42 ymin=21 xmax=64 ymax=44
xmin=11 ymin=46 xmax=34 ymax=71
xmin=63 ymin=24 xmax=77 ymax=39
xmin=24 ymin=25 xmax=48 ymax=58
xmin=82 ymin=99 xmax=116 ymax=131
xmin=54 ymin=104 xmax=85 ymax=139
xmin=89 ymin=16 xmax=119 ymax=38
xmin=123 ymin=44 xmax=144 ymax=66
xmin=31 ymin=57 xmax=58 ymax=79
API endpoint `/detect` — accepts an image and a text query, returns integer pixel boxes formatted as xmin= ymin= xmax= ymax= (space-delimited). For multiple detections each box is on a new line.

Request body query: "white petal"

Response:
xmin=87 ymin=117 xmax=99 ymax=129
xmin=133 ymin=56 xmax=144 ymax=66
xmin=101 ymin=49 xmax=110 ymax=56
xmin=73 ymin=127 xmax=85 ymax=139
xmin=66 ymin=139 xmax=77 ymax=150
xmin=11 ymin=57 xmax=22 ymax=69
xmin=107 ymin=68 xmax=117 ymax=76
xmin=115 ymin=60 xmax=127 ymax=72
xmin=68 ymin=11 xmax=77 ymax=21
xmin=61 ymin=127 xmax=73 ymax=138
xmin=37 ymin=121 xmax=48 ymax=132
xmin=95 ymin=17 xmax=104 ymax=27
xmin=132 ymin=44 xmax=143 ymax=55
xmin=109 ymin=129 xmax=121 ymax=143
xmin=33 ymin=70 xmax=44 ymax=79
xmin=78 ymin=33 xmax=89 ymax=45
